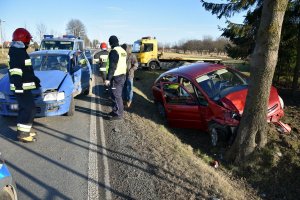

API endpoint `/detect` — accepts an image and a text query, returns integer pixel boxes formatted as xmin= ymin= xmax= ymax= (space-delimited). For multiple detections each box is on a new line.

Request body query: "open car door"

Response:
xmin=161 ymin=82 xmax=204 ymax=129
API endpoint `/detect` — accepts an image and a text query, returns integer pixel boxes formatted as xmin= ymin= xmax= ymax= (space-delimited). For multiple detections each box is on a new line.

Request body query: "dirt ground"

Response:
xmin=126 ymin=69 xmax=300 ymax=200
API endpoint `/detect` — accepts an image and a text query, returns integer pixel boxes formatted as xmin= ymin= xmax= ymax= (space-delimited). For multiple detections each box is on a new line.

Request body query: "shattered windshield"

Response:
xmin=31 ymin=55 xmax=69 ymax=72
xmin=196 ymin=68 xmax=248 ymax=100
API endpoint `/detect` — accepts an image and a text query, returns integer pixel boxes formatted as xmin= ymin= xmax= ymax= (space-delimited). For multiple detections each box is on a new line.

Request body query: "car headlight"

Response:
xmin=279 ymin=96 xmax=284 ymax=109
xmin=0 ymin=92 xmax=5 ymax=99
xmin=43 ymin=92 xmax=65 ymax=101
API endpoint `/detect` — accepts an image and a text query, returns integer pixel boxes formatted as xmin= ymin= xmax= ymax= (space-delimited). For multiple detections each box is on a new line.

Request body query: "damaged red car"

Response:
xmin=152 ymin=62 xmax=291 ymax=146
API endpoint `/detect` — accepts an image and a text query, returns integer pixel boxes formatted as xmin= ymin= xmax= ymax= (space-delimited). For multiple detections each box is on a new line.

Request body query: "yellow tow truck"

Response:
xmin=132 ymin=36 xmax=222 ymax=70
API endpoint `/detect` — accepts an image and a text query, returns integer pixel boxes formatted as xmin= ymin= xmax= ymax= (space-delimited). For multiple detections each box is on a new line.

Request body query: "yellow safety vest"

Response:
xmin=113 ymin=46 xmax=127 ymax=76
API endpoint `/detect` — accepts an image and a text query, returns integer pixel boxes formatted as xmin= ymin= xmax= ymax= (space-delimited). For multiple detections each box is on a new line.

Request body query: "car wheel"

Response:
xmin=0 ymin=184 xmax=17 ymax=200
xmin=208 ymin=122 xmax=231 ymax=147
xmin=156 ymin=102 xmax=166 ymax=120
xmin=65 ymin=96 xmax=75 ymax=116
xmin=149 ymin=62 xmax=158 ymax=70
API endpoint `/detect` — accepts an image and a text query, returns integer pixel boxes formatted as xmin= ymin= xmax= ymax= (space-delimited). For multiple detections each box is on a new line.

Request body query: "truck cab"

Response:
xmin=40 ymin=35 xmax=85 ymax=51
xmin=133 ymin=37 xmax=160 ymax=69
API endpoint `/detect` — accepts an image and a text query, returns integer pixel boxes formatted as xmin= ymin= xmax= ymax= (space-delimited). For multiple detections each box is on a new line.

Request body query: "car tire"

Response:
xmin=65 ymin=96 xmax=75 ymax=116
xmin=0 ymin=184 xmax=18 ymax=200
xmin=208 ymin=122 xmax=231 ymax=147
xmin=149 ymin=62 xmax=158 ymax=70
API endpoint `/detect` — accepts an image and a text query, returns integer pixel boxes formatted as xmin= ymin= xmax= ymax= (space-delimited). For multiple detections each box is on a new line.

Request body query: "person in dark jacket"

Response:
xmin=8 ymin=28 xmax=41 ymax=142
xmin=121 ymin=43 xmax=138 ymax=108
xmin=104 ymin=35 xmax=127 ymax=120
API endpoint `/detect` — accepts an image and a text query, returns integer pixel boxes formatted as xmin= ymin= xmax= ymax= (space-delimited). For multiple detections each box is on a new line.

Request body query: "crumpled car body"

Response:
xmin=0 ymin=50 xmax=92 ymax=117
xmin=152 ymin=63 xmax=291 ymax=144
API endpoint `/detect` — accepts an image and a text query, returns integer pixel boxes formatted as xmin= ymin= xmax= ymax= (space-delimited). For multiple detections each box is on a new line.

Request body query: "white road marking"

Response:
xmin=88 ymin=72 xmax=99 ymax=200
xmin=88 ymin=65 xmax=112 ymax=200
xmin=98 ymin=100 xmax=112 ymax=200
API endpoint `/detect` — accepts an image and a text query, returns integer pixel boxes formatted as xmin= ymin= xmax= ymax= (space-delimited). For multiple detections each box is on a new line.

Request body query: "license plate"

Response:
xmin=10 ymin=104 xmax=19 ymax=110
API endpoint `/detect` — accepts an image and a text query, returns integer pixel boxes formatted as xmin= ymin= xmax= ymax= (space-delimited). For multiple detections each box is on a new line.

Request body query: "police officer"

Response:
xmin=105 ymin=35 xmax=127 ymax=120
xmin=8 ymin=28 xmax=41 ymax=142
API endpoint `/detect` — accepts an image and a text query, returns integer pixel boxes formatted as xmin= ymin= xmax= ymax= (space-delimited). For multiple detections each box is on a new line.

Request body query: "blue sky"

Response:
xmin=1 ymin=0 xmax=245 ymax=45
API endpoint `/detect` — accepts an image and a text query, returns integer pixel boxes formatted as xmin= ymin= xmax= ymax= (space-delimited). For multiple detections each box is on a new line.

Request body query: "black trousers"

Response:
xmin=15 ymin=90 xmax=36 ymax=128
xmin=111 ymin=74 xmax=126 ymax=117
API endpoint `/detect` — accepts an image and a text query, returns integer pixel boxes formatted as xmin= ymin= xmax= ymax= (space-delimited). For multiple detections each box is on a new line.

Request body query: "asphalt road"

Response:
xmin=0 ymin=65 xmax=110 ymax=200
xmin=0 ymin=65 xmax=159 ymax=200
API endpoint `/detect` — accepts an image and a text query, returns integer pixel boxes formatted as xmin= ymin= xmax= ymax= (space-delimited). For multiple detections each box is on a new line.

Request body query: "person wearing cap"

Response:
xmin=121 ymin=43 xmax=138 ymax=108
xmin=105 ymin=35 xmax=127 ymax=120
xmin=8 ymin=28 xmax=41 ymax=142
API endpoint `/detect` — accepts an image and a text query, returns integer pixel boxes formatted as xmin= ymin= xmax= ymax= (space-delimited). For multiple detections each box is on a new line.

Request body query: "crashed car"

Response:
xmin=152 ymin=62 xmax=291 ymax=146
xmin=0 ymin=50 xmax=92 ymax=117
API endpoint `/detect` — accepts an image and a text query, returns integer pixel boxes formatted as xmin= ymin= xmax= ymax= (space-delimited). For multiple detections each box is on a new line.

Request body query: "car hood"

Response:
xmin=220 ymin=86 xmax=280 ymax=115
xmin=0 ymin=70 xmax=68 ymax=94
xmin=35 ymin=70 xmax=68 ymax=92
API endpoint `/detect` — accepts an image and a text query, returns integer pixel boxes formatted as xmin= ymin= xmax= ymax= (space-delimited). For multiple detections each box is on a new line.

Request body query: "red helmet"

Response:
xmin=12 ymin=28 xmax=32 ymax=44
xmin=100 ymin=42 xmax=107 ymax=50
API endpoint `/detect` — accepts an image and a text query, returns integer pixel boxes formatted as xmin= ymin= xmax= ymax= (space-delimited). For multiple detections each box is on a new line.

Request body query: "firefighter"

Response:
xmin=8 ymin=28 xmax=41 ymax=143
xmin=105 ymin=35 xmax=127 ymax=120
xmin=98 ymin=42 xmax=109 ymax=82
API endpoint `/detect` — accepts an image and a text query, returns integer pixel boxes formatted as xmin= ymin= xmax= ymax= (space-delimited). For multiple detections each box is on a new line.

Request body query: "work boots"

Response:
xmin=17 ymin=131 xmax=37 ymax=143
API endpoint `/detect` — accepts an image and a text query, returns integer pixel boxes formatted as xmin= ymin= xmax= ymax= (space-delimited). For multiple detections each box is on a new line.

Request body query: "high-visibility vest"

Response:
xmin=113 ymin=46 xmax=127 ymax=76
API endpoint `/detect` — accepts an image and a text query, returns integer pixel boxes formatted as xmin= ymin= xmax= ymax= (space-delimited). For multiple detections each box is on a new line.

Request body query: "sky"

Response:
xmin=0 ymin=0 xmax=245 ymax=45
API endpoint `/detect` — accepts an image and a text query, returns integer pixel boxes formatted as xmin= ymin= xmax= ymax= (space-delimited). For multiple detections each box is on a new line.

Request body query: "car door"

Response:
xmin=77 ymin=52 xmax=90 ymax=90
xmin=161 ymin=82 xmax=203 ymax=129
xmin=70 ymin=54 xmax=82 ymax=96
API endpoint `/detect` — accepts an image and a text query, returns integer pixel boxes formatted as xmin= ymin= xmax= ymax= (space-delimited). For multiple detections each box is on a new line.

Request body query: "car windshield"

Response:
xmin=40 ymin=40 xmax=74 ymax=50
xmin=196 ymin=68 xmax=248 ymax=100
xmin=31 ymin=55 xmax=69 ymax=72
xmin=132 ymin=40 xmax=141 ymax=53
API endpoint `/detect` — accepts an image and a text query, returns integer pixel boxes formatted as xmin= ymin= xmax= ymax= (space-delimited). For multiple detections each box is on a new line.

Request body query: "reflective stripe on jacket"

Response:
xmin=8 ymin=43 xmax=39 ymax=93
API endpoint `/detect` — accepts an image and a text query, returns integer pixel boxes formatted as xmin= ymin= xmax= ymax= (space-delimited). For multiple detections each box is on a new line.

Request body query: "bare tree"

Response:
xmin=226 ymin=0 xmax=289 ymax=163
xmin=66 ymin=19 xmax=86 ymax=37
xmin=92 ymin=39 xmax=99 ymax=48
xmin=36 ymin=23 xmax=47 ymax=42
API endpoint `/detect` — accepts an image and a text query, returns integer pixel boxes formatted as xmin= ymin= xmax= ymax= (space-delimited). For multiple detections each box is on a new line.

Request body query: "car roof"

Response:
xmin=42 ymin=38 xmax=83 ymax=42
xmin=162 ymin=62 xmax=226 ymax=79
xmin=30 ymin=50 xmax=76 ymax=56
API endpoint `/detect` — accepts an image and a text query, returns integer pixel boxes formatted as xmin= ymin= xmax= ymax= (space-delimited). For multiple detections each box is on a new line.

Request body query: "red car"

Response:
xmin=152 ymin=62 xmax=291 ymax=146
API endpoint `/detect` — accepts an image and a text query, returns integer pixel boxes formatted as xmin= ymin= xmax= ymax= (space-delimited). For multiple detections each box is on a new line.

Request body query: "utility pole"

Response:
xmin=0 ymin=19 xmax=5 ymax=54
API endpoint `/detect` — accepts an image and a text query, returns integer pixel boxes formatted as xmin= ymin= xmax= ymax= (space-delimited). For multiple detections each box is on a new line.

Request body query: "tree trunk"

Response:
xmin=226 ymin=0 xmax=289 ymax=163
xmin=292 ymin=22 xmax=300 ymax=96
